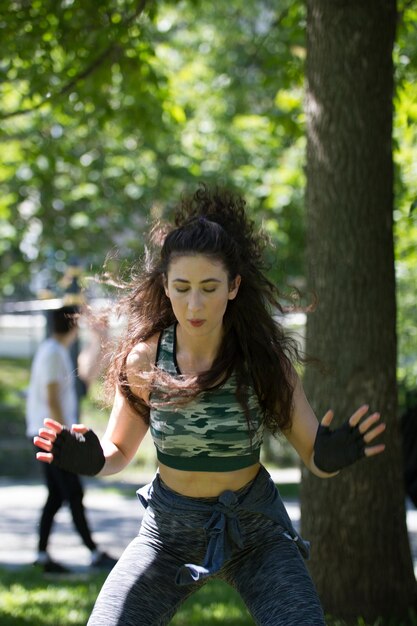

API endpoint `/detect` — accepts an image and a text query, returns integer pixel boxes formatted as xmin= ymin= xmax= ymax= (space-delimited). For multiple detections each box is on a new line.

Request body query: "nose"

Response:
xmin=187 ymin=290 xmax=203 ymax=312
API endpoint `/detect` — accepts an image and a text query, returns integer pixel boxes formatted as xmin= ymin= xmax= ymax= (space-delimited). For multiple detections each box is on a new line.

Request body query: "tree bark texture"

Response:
xmin=301 ymin=0 xmax=417 ymax=620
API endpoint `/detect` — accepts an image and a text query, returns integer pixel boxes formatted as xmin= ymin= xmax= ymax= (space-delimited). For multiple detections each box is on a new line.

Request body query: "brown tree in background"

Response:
xmin=301 ymin=0 xmax=417 ymax=620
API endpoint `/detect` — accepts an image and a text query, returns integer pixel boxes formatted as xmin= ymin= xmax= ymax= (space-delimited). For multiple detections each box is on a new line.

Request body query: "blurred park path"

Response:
xmin=1 ymin=469 xmax=416 ymax=577
xmin=0 ymin=476 xmax=147 ymax=573
xmin=1 ymin=469 xmax=298 ymax=572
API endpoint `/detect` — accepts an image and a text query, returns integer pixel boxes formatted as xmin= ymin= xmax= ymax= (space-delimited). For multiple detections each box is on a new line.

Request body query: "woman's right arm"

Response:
xmin=98 ymin=338 xmax=157 ymax=476
xmin=98 ymin=385 xmax=149 ymax=476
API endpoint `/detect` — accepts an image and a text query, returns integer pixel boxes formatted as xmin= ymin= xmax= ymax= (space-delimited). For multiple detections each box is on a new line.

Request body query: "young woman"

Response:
xmin=34 ymin=185 xmax=385 ymax=625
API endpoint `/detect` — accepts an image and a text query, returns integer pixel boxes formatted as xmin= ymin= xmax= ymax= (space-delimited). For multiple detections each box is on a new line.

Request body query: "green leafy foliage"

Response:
xmin=0 ymin=0 xmax=306 ymax=298
xmin=0 ymin=0 xmax=416 ymax=385
xmin=394 ymin=5 xmax=417 ymax=392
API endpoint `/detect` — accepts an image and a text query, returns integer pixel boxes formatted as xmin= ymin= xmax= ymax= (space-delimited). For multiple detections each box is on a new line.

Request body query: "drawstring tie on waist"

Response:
xmin=176 ymin=490 xmax=244 ymax=584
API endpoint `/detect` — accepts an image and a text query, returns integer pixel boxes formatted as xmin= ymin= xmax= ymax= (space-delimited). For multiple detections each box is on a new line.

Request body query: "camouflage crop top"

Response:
xmin=149 ymin=325 xmax=264 ymax=472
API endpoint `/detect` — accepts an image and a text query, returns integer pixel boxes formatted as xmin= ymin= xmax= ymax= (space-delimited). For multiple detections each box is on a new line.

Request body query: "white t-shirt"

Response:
xmin=26 ymin=337 xmax=78 ymax=437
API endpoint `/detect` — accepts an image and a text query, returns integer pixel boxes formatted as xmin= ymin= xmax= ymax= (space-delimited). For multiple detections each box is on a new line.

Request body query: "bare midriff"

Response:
xmin=158 ymin=462 xmax=261 ymax=498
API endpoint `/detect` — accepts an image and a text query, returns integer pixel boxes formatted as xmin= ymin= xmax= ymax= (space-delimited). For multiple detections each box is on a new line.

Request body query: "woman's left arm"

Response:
xmin=284 ymin=373 xmax=386 ymax=478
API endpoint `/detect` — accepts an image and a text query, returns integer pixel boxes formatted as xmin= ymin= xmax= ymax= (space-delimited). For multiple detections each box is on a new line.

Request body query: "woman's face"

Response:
xmin=164 ymin=254 xmax=241 ymax=338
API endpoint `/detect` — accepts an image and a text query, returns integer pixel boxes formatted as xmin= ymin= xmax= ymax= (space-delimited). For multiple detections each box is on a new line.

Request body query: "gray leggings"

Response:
xmin=88 ymin=482 xmax=325 ymax=626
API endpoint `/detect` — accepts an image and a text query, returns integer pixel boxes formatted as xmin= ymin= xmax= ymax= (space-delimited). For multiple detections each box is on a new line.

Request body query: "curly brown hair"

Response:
xmin=106 ymin=184 xmax=307 ymax=435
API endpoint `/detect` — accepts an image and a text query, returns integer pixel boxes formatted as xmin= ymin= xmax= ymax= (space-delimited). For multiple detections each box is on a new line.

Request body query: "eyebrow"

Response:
xmin=171 ymin=278 xmax=222 ymax=284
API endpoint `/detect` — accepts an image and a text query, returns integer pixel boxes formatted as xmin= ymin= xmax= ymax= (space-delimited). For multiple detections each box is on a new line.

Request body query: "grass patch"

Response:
xmin=0 ymin=357 xmax=31 ymax=436
xmin=171 ymin=580 xmax=254 ymax=625
xmin=1 ymin=567 xmax=415 ymax=626
xmin=0 ymin=568 xmax=253 ymax=626
xmin=0 ymin=566 xmax=106 ymax=626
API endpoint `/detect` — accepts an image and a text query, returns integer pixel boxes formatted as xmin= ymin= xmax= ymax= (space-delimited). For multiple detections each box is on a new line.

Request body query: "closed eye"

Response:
xmin=175 ymin=287 xmax=217 ymax=293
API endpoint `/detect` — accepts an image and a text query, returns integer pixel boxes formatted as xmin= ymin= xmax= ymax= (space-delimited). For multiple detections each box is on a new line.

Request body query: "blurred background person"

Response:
xmin=25 ymin=305 xmax=116 ymax=574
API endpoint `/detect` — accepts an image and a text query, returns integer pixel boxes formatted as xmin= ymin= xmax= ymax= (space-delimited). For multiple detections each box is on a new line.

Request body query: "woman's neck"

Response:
xmin=175 ymin=323 xmax=223 ymax=374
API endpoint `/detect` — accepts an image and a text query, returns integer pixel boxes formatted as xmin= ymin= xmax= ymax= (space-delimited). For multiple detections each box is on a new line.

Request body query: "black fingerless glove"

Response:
xmin=51 ymin=428 xmax=105 ymax=476
xmin=313 ymin=421 xmax=365 ymax=473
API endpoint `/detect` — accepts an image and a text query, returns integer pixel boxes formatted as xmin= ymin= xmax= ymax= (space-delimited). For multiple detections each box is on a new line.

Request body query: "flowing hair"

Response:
xmin=106 ymin=184 xmax=307 ymax=435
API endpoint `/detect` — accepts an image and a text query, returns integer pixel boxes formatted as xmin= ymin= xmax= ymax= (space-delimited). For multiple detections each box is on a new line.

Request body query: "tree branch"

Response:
xmin=246 ymin=6 xmax=291 ymax=69
xmin=1 ymin=0 xmax=149 ymax=121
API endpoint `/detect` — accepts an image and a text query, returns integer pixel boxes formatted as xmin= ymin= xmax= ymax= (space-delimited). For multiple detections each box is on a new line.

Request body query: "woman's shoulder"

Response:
xmin=126 ymin=332 xmax=160 ymax=377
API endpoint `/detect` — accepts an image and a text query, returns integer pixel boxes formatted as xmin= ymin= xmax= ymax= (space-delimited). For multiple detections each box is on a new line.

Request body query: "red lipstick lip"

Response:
xmin=188 ymin=319 xmax=205 ymax=327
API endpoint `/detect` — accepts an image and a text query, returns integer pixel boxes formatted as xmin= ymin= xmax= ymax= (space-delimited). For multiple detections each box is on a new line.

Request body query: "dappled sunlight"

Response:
xmin=172 ymin=581 xmax=254 ymax=625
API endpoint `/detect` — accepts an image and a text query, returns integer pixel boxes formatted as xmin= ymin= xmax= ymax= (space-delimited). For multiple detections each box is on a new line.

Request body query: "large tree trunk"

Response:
xmin=301 ymin=0 xmax=417 ymax=620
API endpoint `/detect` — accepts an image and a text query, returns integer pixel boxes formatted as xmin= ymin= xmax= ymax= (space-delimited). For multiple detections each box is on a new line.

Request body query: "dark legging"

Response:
xmin=38 ymin=460 xmax=96 ymax=552
xmin=88 ymin=481 xmax=325 ymax=626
